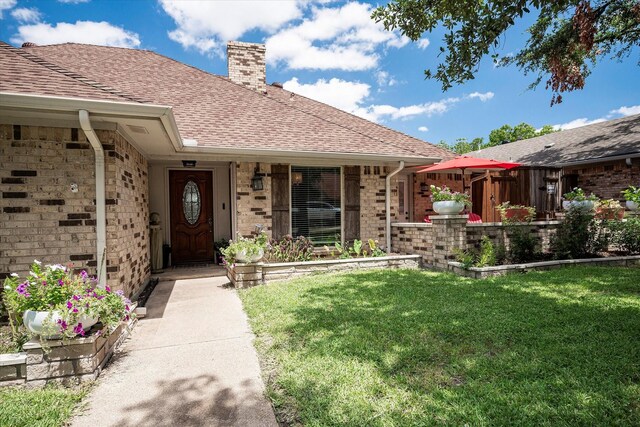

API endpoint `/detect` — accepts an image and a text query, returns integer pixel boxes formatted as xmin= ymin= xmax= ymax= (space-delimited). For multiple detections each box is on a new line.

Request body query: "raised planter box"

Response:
xmin=228 ymin=255 xmax=422 ymax=288
xmin=448 ymin=255 xmax=640 ymax=279
xmin=0 ymin=319 xmax=134 ymax=388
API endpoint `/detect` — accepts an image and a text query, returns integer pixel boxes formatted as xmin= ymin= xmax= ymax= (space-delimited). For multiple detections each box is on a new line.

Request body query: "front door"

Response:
xmin=169 ymin=170 xmax=214 ymax=264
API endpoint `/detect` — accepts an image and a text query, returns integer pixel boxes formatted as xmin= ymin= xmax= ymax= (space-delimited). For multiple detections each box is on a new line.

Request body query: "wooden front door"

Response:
xmin=169 ymin=170 xmax=214 ymax=264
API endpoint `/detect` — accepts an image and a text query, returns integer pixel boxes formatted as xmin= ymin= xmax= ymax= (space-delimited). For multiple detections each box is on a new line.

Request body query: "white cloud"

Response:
xmin=417 ymin=38 xmax=430 ymax=49
xmin=159 ymin=0 xmax=303 ymax=54
xmin=553 ymin=117 xmax=606 ymax=130
xmin=355 ymin=98 xmax=460 ymax=122
xmin=283 ymin=77 xmax=370 ymax=113
xmin=375 ymin=70 xmax=397 ymax=87
xmin=266 ymin=2 xmax=408 ymax=71
xmin=11 ymin=21 xmax=140 ymax=48
xmin=468 ymin=91 xmax=494 ymax=102
xmin=11 ymin=7 xmax=41 ymax=23
xmin=0 ymin=0 xmax=16 ymax=18
xmin=418 ymin=126 xmax=429 ymax=132
xmin=610 ymin=105 xmax=640 ymax=117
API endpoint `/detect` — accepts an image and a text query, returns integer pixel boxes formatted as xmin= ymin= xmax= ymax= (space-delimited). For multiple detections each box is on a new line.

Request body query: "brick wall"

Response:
xmin=360 ymin=166 xmax=398 ymax=242
xmin=101 ymin=130 xmax=149 ymax=296
xmin=565 ymin=159 xmax=640 ymax=200
xmin=391 ymin=223 xmax=433 ymax=265
xmin=413 ymin=172 xmax=464 ymax=221
xmin=1 ymin=124 xmax=98 ymax=279
xmin=466 ymin=222 xmax=559 ymax=253
xmin=0 ymin=124 xmax=149 ymax=295
xmin=236 ymin=162 xmax=272 ymax=238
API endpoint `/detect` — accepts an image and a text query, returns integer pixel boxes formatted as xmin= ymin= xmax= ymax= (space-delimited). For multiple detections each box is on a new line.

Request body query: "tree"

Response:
xmin=372 ymin=1 xmax=640 ymax=105
xmin=441 ymin=122 xmax=558 ymax=153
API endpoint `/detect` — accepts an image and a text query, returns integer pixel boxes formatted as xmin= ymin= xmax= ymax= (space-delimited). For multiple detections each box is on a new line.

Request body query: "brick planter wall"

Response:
xmin=227 ymin=255 xmax=421 ymax=288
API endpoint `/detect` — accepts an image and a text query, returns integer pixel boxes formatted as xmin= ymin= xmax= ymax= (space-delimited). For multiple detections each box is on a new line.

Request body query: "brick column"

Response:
xmin=430 ymin=215 xmax=468 ymax=270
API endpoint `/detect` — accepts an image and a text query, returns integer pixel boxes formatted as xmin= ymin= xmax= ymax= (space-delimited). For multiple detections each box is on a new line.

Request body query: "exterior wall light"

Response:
xmin=292 ymin=171 xmax=303 ymax=185
xmin=182 ymin=160 xmax=197 ymax=168
xmin=251 ymin=163 xmax=264 ymax=191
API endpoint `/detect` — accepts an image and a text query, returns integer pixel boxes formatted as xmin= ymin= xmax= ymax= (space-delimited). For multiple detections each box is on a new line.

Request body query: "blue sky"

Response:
xmin=1 ymin=0 xmax=638 ymax=146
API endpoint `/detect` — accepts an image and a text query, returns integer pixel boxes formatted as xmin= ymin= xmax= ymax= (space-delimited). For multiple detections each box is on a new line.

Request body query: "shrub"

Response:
xmin=477 ymin=236 xmax=497 ymax=267
xmin=621 ymin=185 xmax=640 ymax=204
xmin=265 ymin=235 xmax=314 ymax=262
xmin=551 ymin=208 xmax=607 ymax=259
xmin=221 ymin=231 xmax=268 ymax=264
xmin=610 ymin=218 xmax=640 ymax=254
xmin=508 ymin=227 xmax=540 ymax=263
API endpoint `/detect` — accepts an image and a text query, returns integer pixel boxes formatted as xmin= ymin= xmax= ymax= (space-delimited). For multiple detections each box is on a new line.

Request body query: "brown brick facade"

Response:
xmin=413 ymin=172 xmax=464 ymax=221
xmin=565 ymin=159 xmax=640 ymax=201
xmin=360 ymin=166 xmax=398 ymax=242
xmin=0 ymin=124 xmax=149 ymax=295
xmin=236 ymin=162 xmax=272 ymax=238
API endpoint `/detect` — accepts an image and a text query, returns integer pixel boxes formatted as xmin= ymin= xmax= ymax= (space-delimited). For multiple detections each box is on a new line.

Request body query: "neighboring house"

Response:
xmin=470 ymin=114 xmax=640 ymax=221
xmin=0 ymin=40 xmax=453 ymax=294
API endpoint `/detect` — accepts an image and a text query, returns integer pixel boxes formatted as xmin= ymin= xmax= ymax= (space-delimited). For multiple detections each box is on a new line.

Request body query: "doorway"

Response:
xmin=169 ymin=170 xmax=214 ymax=264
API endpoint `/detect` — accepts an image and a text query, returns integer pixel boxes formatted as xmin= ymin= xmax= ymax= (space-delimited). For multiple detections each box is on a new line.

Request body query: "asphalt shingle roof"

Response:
xmin=1 ymin=41 xmax=453 ymax=160
xmin=471 ymin=114 xmax=640 ymax=166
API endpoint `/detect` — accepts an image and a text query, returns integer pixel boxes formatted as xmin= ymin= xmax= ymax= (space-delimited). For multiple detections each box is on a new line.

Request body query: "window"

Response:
xmin=291 ymin=166 xmax=341 ymax=245
xmin=182 ymin=180 xmax=201 ymax=225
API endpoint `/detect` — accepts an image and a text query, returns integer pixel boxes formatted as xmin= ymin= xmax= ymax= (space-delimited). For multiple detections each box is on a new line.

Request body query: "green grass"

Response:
xmin=0 ymin=386 xmax=87 ymax=427
xmin=239 ymin=267 xmax=640 ymax=426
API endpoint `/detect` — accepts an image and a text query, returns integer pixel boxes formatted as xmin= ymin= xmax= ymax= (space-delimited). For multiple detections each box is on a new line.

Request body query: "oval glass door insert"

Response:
xmin=182 ymin=180 xmax=201 ymax=225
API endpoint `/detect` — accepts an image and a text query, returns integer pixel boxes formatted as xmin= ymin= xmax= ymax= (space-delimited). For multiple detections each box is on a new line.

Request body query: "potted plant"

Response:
xmin=497 ymin=202 xmax=536 ymax=222
xmin=562 ymin=187 xmax=598 ymax=211
xmin=621 ymin=186 xmax=640 ymax=211
xmin=2 ymin=261 xmax=132 ymax=341
xmin=214 ymin=239 xmax=230 ymax=265
xmin=221 ymin=231 xmax=268 ymax=264
xmin=595 ymin=199 xmax=625 ymax=220
xmin=430 ymin=185 xmax=471 ymax=215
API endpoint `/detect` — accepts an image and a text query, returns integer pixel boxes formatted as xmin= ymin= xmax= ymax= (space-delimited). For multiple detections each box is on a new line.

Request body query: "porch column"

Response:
xmin=430 ymin=215 xmax=468 ymax=270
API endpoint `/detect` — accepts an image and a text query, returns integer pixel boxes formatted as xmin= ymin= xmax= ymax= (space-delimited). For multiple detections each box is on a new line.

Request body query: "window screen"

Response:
xmin=291 ymin=166 xmax=341 ymax=245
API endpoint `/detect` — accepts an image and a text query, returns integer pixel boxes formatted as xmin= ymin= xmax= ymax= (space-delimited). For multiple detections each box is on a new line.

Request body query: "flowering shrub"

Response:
xmin=430 ymin=185 xmax=471 ymax=207
xmin=265 ymin=235 xmax=314 ymax=262
xmin=2 ymin=261 xmax=132 ymax=341
xmin=621 ymin=186 xmax=640 ymax=204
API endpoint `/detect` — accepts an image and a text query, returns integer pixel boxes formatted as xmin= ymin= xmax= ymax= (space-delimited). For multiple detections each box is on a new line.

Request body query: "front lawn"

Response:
xmin=240 ymin=267 xmax=640 ymax=426
xmin=0 ymin=386 xmax=87 ymax=427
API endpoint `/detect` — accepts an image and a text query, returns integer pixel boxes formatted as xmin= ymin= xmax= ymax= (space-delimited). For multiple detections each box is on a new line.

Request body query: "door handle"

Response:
xmin=208 ymin=217 xmax=213 ymax=233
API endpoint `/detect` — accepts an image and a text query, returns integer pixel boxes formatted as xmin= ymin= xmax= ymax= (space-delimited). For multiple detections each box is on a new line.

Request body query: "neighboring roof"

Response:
xmin=1 ymin=41 xmax=452 ymax=161
xmin=471 ymin=114 xmax=640 ymax=167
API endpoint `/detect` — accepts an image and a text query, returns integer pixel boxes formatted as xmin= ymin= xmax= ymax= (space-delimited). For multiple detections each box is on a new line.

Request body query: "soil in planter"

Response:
xmin=135 ymin=278 xmax=160 ymax=308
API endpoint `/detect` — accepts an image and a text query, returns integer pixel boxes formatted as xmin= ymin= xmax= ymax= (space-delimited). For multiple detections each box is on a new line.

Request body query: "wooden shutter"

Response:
xmin=343 ymin=166 xmax=360 ymax=243
xmin=271 ymin=164 xmax=290 ymax=239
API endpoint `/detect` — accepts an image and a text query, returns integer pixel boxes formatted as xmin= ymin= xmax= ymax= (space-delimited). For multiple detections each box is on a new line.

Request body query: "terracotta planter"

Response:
xmin=432 ymin=201 xmax=465 ymax=215
xmin=504 ymin=208 xmax=532 ymax=222
xmin=595 ymin=208 xmax=624 ymax=220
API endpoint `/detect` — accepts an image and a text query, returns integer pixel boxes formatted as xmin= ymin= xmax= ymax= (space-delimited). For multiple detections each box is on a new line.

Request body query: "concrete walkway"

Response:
xmin=71 ymin=276 xmax=278 ymax=427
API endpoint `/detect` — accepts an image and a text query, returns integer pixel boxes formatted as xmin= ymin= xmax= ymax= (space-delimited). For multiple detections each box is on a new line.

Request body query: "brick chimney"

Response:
xmin=227 ymin=41 xmax=266 ymax=93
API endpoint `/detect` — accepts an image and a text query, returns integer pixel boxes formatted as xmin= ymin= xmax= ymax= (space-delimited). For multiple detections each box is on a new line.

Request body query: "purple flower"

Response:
xmin=16 ymin=283 xmax=28 ymax=295
xmin=66 ymin=301 xmax=73 ymax=310
xmin=80 ymin=270 xmax=88 ymax=280
xmin=125 ymin=305 xmax=130 ymax=312
xmin=58 ymin=279 xmax=64 ymax=286
xmin=73 ymin=295 xmax=81 ymax=301
xmin=73 ymin=323 xmax=85 ymax=336
xmin=72 ymin=307 xmax=78 ymax=313
xmin=57 ymin=319 xmax=68 ymax=331
xmin=105 ymin=286 xmax=111 ymax=292
xmin=42 ymin=280 xmax=47 ymax=286
xmin=116 ymin=290 xmax=124 ymax=296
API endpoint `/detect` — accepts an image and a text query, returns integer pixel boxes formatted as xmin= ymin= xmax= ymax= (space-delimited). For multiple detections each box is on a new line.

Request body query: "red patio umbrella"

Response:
xmin=416 ymin=156 xmax=521 ymax=193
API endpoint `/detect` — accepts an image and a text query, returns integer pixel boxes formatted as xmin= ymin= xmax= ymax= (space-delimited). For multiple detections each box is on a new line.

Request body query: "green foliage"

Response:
xmin=430 ymin=185 xmax=471 ymax=206
xmin=497 ymin=202 xmax=536 ymax=223
xmin=439 ymin=122 xmax=558 ymax=154
xmin=508 ymin=227 xmax=540 ymax=263
xmin=240 ymin=267 xmax=640 ymax=426
xmin=563 ymin=187 xmax=599 ymax=202
xmin=266 ymin=235 xmax=314 ymax=263
xmin=330 ymin=239 xmax=386 ymax=259
xmin=454 ymin=236 xmax=497 ymax=268
xmin=551 ymin=208 xmax=607 ymax=259
xmin=621 ymin=185 xmax=640 ymax=203
xmin=0 ymin=385 xmax=87 ymax=427
xmin=610 ymin=217 xmax=640 ymax=254
xmin=372 ymin=1 xmax=640 ymax=104
xmin=221 ymin=231 xmax=268 ymax=264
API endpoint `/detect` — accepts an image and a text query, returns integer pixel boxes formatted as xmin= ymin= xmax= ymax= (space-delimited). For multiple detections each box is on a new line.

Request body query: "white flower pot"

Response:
xmin=23 ymin=310 xmax=98 ymax=338
xmin=562 ymin=200 xmax=571 ymax=211
xmin=236 ymin=248 xmax=264 ymax=263
xmin=570 ymin=200 xmax=595 ymax=211
xmin=626 ymin=200 xmax=639 ymax=211
xmin=432 ymin=201 xmax=465 ymax=215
